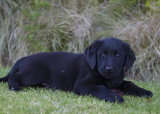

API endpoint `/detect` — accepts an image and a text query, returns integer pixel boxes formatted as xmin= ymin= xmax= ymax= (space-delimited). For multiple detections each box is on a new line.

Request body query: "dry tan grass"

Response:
xmin=111 ymin=12 xmax=160 ymax=81
xmin=0 ymin=0 xmax=160 ymax=81
xmin=0 ymin=0 xmax=97 ymax=65
xmin=0 ymin=0 xmax=28 ymax=65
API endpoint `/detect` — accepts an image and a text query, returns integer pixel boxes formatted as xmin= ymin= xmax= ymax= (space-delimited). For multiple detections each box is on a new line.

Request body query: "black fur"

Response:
xmin=0 ymin=38 xmax=153 ymax=103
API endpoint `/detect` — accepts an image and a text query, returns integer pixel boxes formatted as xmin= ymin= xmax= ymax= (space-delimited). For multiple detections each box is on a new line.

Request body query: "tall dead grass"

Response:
xmin=111 ymin=12 xmax=160 ymax=81
xmin=0 ymin=0 xmax=160 ymax=81
xmin=0 ymin=0 xmax=28 ymax=65
xmin=0 ymin=0 xmax=98 ymax=65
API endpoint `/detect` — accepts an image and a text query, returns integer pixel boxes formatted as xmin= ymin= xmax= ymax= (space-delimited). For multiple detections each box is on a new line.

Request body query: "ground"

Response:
xmin=0 ymin=67 xmax=159 ymax=113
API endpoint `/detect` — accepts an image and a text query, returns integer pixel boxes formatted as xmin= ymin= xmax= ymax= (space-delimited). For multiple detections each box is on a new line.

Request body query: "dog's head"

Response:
xmin=85 ymin=38 xmax=135 ymax=79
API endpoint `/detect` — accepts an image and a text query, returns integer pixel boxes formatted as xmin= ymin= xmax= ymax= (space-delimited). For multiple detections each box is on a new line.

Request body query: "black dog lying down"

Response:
xmin=0 ymin=38 xmax=153 ymax=103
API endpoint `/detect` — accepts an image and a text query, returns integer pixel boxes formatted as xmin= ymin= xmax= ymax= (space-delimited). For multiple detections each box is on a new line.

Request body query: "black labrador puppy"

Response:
xmin=0 ymin=38 xmax=153 ymax=103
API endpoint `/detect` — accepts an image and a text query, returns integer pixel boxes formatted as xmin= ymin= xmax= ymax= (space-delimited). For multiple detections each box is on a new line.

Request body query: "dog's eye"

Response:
xmin=100 ymin=53 xmax=106 ymax=58
xmin=114 ymin=50 xmax=120 ymax=57
xmin=116 ymin=54 xmax=120 ymax=57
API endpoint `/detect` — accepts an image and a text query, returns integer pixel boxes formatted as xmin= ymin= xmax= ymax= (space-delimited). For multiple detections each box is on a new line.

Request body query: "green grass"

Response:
xmin=0 ymin=67 xmax=159 ymax=114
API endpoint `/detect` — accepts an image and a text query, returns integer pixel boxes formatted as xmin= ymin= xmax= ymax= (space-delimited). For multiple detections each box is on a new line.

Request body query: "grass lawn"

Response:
xmin=0 ymin=67 xmax=159 ymax=114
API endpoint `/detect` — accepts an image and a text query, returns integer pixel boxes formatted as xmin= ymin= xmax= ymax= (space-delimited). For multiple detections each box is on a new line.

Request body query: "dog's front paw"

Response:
xmin=106 ymin=93 xmax=124 ymax=103
xmin=137 ymin=89 xmax=153 ymax=98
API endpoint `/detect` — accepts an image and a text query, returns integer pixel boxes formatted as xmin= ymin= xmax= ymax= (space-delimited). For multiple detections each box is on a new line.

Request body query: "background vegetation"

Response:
xmin=0 ymin=0 xmax=160 ymax=81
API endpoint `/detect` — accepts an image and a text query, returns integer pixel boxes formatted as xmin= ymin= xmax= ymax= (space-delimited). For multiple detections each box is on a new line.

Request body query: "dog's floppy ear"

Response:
xmin=124 ymin=43 xmax=136 ymax=72
xmin=85 ymin=40 xmax=101 ymax=70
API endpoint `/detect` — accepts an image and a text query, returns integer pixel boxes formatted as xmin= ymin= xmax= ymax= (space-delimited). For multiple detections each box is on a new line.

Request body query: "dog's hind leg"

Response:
xmin=7 ymin=71 xmax=43 ymax=91
xmin=8 ymin=74 xmax=22 ymax=91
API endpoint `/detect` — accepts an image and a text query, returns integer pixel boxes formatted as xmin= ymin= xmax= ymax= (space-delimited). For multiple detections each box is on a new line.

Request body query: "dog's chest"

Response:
xmin=104 ymin=78 xmax=123 ymax=89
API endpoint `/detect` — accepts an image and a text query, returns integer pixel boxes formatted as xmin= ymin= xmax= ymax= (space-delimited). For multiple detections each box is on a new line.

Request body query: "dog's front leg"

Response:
xmin=117 ymin=80 xmax=153 ymax=97
xmin=74 ymin=84 xmax=124 ymax=103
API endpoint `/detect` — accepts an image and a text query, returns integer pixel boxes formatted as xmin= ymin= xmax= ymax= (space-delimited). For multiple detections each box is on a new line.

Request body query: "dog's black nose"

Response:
xmin=105 ymin=66 xmax=113 ymax=73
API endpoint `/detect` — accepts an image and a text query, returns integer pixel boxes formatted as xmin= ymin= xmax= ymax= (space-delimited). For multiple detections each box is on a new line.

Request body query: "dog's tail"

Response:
xmin=0 ymin=58 xmax=22 ymax=82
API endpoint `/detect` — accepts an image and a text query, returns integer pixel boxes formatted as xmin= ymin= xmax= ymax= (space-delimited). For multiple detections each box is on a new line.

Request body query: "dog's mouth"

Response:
xmin=100 ymin=73 xmax=116 ymax=79
xmin=40 ymin=83 xmax=49 ymax=88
